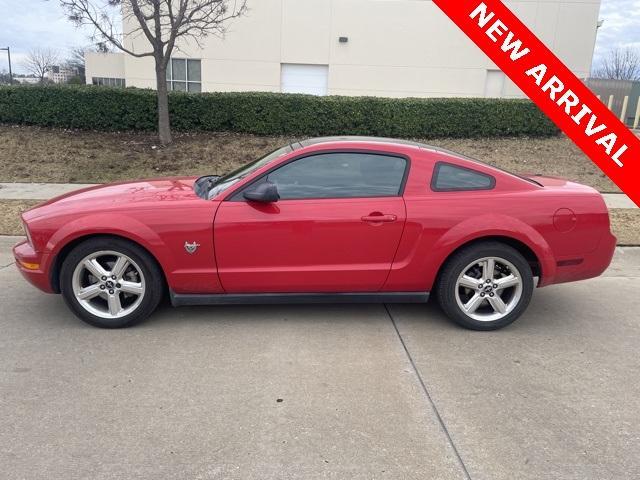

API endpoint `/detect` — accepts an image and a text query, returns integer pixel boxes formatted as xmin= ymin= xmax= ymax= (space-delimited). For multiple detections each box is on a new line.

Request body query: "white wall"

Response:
xmin=85 ymin=52 xmax=126 ymax=83
xmin=107 ymin=0 xmax=601 ymax=98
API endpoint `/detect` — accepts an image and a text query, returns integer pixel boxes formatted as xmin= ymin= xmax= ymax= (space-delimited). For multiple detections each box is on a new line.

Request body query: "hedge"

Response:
xmin=0 ymin=85 xmax=559 ymax=138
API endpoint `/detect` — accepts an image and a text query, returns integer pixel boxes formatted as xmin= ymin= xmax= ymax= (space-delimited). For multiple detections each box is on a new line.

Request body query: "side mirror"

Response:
xmin=243 ymin=181 xmax=280 ymax=203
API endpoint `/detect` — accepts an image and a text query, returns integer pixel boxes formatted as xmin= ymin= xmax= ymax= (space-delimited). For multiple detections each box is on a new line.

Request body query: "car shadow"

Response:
xmin=146 ymin=296 xmax=463 ymax=332
xmin=30 ymin=284 xmax=595 ymax=335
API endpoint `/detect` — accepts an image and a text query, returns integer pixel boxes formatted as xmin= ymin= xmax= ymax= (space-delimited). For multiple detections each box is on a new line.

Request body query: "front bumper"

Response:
xmin=13 ymin=240 xmax=54 ymax=293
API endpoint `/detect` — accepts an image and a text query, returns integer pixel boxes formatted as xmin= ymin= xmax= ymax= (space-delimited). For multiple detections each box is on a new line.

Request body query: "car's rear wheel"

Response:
xmin=436 ymin=242 xmax=534 ymax=330
xmin=60 ymin=237 xmax=164 ymax=328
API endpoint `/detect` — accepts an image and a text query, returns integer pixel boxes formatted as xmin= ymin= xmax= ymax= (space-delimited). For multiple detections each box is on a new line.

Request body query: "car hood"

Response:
xmin=23 ymin=177 xmax=201 ymax=220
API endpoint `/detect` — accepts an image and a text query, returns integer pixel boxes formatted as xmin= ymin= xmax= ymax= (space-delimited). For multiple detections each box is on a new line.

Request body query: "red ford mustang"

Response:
xmin=14 ymin=137 xmax=616 ymax=330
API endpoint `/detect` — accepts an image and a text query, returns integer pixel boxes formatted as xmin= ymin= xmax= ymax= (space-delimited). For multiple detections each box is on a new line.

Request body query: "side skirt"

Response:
xmin=170 ymin=291 xmax=430 ymax=307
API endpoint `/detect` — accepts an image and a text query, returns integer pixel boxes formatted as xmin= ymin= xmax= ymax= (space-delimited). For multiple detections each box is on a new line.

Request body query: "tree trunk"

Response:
xmin=155 ymin=61 xmax=172 ymax=145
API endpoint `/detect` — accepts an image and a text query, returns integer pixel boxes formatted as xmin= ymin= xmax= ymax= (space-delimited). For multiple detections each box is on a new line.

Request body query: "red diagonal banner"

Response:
xmin=432 ymin=0 xmax=639 ymax=207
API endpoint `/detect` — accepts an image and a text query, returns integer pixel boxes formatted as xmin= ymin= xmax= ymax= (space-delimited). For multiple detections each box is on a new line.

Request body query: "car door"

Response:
xmin=213 ymin=151 xmax=409 ymax=293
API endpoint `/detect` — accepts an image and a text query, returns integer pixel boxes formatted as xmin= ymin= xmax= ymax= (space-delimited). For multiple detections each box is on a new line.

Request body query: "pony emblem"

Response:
xmin=184 ymin=241 xmax=200 ymax=254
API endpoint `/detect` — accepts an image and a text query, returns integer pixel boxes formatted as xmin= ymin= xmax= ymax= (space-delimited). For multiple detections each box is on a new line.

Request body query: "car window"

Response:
xmin=264 ymin=152 xmax=407 ymax=200
xmin=208 ymin=145 xmax=293 ymax=198
xmin=431 ymin=162 xmax=495 ymax=191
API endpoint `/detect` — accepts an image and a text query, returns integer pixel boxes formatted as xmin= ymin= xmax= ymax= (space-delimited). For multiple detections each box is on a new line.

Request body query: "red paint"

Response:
xmin=214 ymin=197 xmax=406 ymax=292
xmin=431 ymin=0 xmax=640 ymax=207
xmin=14 ymin=139 xmax=616 ymax=297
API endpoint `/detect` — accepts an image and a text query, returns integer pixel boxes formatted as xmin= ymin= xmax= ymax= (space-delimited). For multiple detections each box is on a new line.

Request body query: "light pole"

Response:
xmin=0 ymin=47 xmax=12 ymax=84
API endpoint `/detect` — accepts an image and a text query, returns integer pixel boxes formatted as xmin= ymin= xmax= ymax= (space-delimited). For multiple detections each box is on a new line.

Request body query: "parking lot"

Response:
xmin=1 ymin=235 xmax=639 ymax=480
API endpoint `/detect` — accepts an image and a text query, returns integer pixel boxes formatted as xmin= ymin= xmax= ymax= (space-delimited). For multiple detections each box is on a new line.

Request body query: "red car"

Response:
xmin=14 ymin=137 xmax=616 ymax=330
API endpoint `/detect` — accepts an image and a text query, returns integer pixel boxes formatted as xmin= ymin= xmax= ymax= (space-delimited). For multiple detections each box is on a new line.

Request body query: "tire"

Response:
xmin=435 ymin=241 xmax=534 ymax=331
xmin=60 ymin=237 xmax=164 ymax=328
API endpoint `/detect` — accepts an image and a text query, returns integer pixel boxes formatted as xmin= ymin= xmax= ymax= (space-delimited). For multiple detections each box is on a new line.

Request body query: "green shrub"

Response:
xmin=0 ymin=85 xmax=558 ymax=137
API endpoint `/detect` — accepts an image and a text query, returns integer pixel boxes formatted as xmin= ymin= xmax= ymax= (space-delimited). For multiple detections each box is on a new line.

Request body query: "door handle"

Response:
xmin=361 ymin=213 xmax=397 ymax=223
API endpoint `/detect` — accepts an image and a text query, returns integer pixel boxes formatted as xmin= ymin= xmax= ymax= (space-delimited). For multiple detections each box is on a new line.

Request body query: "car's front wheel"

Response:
xmin=436 ymin=242 xmax=534 ymax=330
xmin=60 ymin=237 xmax=164 ymax=328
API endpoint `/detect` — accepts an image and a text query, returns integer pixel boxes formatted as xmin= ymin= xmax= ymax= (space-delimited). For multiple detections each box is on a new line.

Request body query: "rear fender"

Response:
xmin=428 ymin=214 xmax=557 ymax=288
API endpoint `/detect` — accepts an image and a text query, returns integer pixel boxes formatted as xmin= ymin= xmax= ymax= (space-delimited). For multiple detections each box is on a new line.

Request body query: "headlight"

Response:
xmin=22 ymin=221 xmax=33 ymax=247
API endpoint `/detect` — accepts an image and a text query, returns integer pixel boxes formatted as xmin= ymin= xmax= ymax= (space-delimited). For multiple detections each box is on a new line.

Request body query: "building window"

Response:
xmin=167 ymin=59 xmax=201 ymax=93
xmin=92 ymin=77 xmax=126 ymax=88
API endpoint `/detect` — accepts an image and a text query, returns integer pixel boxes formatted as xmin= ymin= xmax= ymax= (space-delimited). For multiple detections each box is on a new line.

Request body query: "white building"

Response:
xmin=86 ymin=0 xmax=601 ymax=98
xmin=47 ymin=66 xmax=79 ymax=84
xmin=15 ymin=76 xmax=40 ymax=85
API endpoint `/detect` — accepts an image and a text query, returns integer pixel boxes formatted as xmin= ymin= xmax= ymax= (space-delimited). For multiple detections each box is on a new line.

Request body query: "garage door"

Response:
xmin=281 ymin=64 xmax=329 ymax=96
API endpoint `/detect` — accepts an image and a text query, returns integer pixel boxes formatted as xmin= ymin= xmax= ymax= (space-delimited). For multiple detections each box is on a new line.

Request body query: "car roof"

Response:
xmin=293 ymin=136 xmax=468 ymax=159
xmin=293 ymin=136 xmax=541 ymax=187
xmin=296 ymin=136 xmax=426 ymax=148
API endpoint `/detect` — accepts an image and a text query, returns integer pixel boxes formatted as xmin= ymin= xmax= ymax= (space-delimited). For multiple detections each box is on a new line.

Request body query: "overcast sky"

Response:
xmin=0 ymin=0 xmax=637 ymax=75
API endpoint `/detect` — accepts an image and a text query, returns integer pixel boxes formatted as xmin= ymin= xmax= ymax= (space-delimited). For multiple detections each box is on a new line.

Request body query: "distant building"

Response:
xmin=15 ymin=76 xmax=40 ymax=85
xmin=47 ymin=65 xmax=79 ymax=84
xmin=86 ymin=0 xmax=602 ymax=98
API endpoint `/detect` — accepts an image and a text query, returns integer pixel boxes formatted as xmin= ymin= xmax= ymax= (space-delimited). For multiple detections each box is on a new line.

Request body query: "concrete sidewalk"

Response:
xmin=604 ymin=193 xmax=637 ymax=209
xmin=0 ymin=182 xmax=96 ymax=200
xmin=0 ymin=182 xmax=637 ymax=209
xmin=1 ymin=235 xmax=639 ymax=480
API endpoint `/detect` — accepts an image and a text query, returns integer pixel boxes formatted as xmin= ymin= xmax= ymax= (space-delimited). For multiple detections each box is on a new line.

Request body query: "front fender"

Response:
xmin=43 ymin=213 xmax=176 ymax=281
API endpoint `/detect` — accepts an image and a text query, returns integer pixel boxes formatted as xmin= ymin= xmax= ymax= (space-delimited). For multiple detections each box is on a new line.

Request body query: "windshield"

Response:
xmin=207 ymin=145 xmax=293 ymax=198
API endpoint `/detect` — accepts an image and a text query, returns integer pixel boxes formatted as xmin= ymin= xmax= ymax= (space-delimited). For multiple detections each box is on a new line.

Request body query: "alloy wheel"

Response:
xmin=71 ymin=250 xmax=146 ymax=319
xmin=454 ymin=256 xmax=523 ymax=322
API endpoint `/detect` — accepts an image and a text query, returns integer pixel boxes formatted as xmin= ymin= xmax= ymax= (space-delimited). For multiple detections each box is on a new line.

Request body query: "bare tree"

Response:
xmin=0 ymin=69 xmax=14 ymax=85
xmin=64 ymin=44 xmax=115 ymax=84
xmin=21 ymin=48 xmax=60 ymax=82
xmin=58 ymin=0 xmax=248 ymax=145
xmin=594 ymin=47 xmax=640 ymax=81
xmin=96 ymin=42 xmax=113 ymax=53
xmin=64 ymin=47 xmax=87 ymax=83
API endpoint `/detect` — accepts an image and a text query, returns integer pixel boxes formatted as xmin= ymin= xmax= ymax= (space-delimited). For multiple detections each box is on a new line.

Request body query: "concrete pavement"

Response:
xmin=389 ymin=277 xmax=640 ymax=479
xmin=0 ymin=182 xmax=637 ymax=209
xmin=1 ymin=236 xmax=639 ymax=479
xmin=603 ymin=193 xmax=637 ymax=209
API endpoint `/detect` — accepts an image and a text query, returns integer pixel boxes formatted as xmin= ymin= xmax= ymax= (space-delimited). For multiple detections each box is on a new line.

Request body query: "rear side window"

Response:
xmin=266 ymin=152 xmax=408 ymax=200
xmin=431 ymin=162 xmax=495 ymax=191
